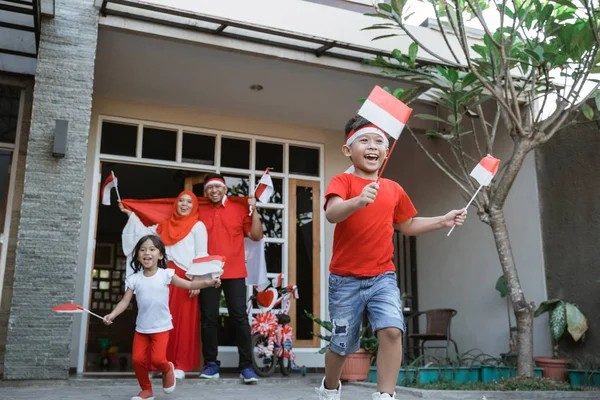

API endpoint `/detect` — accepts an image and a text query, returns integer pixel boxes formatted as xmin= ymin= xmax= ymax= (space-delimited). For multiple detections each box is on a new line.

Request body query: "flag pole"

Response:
xmin=111 ymin=171 xmax=121 ymax=202
xmin=378 ymin=139 xmax=399 ymax=180
xmin=447 ymin=184 xmax=483 ymax=236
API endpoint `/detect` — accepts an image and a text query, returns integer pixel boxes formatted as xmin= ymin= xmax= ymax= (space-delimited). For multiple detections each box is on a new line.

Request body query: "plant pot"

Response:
xmin=568 ymin=369 xmax=600 ymax=386
xmin=367 ymin=366 xmax=417 ymax=385
xmin=480 ymin=365 xmax=544 ymax=382
xmin=535 ymin=356 xmax=569 ymax=381
xmin=340 ymin=349 xmax=371 ymax=382
xmin=416 ymin=367 xmax=479 ymax=384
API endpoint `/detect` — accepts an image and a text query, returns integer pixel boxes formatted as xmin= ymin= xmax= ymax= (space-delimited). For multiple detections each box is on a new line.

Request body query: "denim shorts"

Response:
xmin=328 ymin=271 xmax=405 ymax=356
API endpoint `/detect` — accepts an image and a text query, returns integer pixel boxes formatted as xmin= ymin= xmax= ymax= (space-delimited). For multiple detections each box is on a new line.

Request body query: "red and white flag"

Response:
xmin=358 ymin=85 xmax=413 ymax=139
xmin=52 ymin=303 xmax=105 ymax=321
xmin=470 ymin=154 xmax=500 ymax=187
xmin=186 ymin=255 xmax=226 ymax=280
xmin=255 ymin=169 xmax=274 ymax=203
xmin=101 ymin=172 xmax=120 ymax=206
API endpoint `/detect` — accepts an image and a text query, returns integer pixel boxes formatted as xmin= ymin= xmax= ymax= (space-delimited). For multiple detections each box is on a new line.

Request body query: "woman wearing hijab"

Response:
xmin=120 ymin=191 xmax=206 ymax=379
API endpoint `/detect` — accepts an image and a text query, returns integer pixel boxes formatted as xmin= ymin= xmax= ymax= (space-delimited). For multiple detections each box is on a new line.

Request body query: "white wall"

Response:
xmin=384 ymin=120 xmax=552 ymax=360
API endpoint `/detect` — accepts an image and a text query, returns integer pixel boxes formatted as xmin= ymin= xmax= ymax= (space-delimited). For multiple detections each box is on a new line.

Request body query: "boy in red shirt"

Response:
xmin=316 ymin=116 xmax=466 ymax=400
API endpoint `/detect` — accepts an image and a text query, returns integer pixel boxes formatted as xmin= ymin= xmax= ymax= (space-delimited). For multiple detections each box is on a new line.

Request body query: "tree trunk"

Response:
xmin=489 ymin=208 xmax=536 ymax=376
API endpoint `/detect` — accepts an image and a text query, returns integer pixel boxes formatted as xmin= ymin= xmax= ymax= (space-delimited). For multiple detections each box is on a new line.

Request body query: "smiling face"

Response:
xmin=205 ymin=183 xmax=227 ymax=205
xmin=136 ymin=238 xmax=164 ymax=271
xmin=342 ymin=133 xmax=389 ymax=178
xmin=176 ymin=194 xmax=194 ymax=216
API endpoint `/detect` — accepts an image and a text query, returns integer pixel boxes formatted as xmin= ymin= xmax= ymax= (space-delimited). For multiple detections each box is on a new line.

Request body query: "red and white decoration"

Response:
xmin=186 ymin=255 xmax=225 ymax=280
xmin=447 ymin=154 xmax=501 ymax=236
xmin=358 ymin=85 xmax=413 ymax=140
xmin=52 ymin=302 xmax=105 ymax=321
xmin=255 ymin=169 xmax=274 ymax=203
xmin=101 ymin=171 xmax=121 ymax=206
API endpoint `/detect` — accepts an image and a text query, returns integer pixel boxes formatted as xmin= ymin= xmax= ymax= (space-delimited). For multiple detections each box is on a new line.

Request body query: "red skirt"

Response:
xmin=166 ymin=262 xmax=201 ymax=371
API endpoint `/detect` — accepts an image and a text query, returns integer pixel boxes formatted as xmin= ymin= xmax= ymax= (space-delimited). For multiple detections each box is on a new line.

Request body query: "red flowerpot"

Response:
xmin=341 ymin=349 xmax=372 ymax=382
xmin=534 ymin=356 xmax=569 ymax=381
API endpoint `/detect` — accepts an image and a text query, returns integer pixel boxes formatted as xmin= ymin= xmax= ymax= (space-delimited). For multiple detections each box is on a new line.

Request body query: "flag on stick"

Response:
xmin=358 ymin=85 xmax=412 ymax=140
xmin=52 ymin=303 xmax=106 ymax=321
xmin=101 ymin=171 xmax=121 ymax=206
xmin=255 ymin=169 xmax=274 ymax=203
xmin=185 ymin=255 xmax=226 ymax=280
xmin=447 ymin=154 xmax=500 ymax=236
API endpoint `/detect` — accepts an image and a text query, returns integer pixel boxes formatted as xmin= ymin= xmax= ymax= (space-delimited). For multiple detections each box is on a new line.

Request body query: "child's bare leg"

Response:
xmin=324 ymin=349 xmax=347 ymax=389
xmin=376 ymin=327 xmax=403 ymax=394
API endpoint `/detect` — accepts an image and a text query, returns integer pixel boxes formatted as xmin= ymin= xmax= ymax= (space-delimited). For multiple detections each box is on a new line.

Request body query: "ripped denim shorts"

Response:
xmin=327 ymin=271 xmax=405 ymax=356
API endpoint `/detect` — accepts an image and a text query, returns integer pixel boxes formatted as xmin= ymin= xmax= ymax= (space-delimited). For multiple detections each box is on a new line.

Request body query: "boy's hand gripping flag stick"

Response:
xmin=447 ymin=154 xmax=500 ymax=236
xmin=52 ymin=303 xmax=106 ymax=321
xmin=356 ymin=85 xmax=413 ymax=179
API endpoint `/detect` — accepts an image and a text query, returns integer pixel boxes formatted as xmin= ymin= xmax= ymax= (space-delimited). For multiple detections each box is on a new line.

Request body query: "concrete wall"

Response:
xmin=384 ymin=117 xmax=552 ymax=360
xmin=536 ymin=119 xmax=600 ymax=367
xmin=3 ymin=0 xmax=98 ymax=379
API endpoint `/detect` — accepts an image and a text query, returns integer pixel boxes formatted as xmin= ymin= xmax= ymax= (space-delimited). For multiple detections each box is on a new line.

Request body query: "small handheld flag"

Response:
xmin=186 ymin=255 xmax=226 ymax=280
xmin=357 ymin=86 xmax=413 ymax=179
xmin=447 ymin=154 xmax=500 ymax=236
xmin=249 ymin=168 xmax=274 ymax=215
xmin=52 ymin=303 xmax=106 ymax=321
xmin=101 ymin=171 xmax=121 ymax=206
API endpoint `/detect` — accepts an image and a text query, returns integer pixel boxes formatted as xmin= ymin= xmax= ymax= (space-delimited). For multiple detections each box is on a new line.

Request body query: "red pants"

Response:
xmin=133 ymin=331 xmax=170 ymax=392
xmin=166 ymin=263 xmax=201 ymax=371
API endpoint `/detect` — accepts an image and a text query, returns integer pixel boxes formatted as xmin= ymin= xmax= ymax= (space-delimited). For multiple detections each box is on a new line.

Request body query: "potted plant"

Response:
xmin=305 ymin=311 xmax=378 ymax=382
xmin=533 ymin=299 xmax=588 ymax=381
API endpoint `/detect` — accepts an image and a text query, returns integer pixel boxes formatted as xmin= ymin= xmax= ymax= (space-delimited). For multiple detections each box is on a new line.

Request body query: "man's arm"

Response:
xmin=394 ymin=209 xmax=466 ymax=236
xmin=247 ymin=197 xmax=263 ymax=241
xmin=325 ymin=182 xmax=378 ymax=223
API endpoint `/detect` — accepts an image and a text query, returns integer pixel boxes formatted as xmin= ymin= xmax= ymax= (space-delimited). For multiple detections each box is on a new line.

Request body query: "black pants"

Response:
xmin=200 ymin=278 xmax=252 ymax=370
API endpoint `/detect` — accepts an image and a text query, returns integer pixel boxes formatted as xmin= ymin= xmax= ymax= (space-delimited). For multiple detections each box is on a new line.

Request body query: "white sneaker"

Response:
xmin=174 ymin=369 xmax=185 ymax=379
xmin=315 ymin=377 xmax=341 ymax=400
xmin=372 ymin=393 xmax=396 ymax=399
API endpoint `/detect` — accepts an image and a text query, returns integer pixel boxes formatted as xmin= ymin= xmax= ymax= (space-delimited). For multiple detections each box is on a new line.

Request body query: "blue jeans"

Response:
xmin=328 ymin=271 xmax=405 ymax=356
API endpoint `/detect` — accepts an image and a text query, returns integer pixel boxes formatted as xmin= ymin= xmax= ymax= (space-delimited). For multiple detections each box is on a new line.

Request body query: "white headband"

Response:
xmin=346 ymin=125 xmax=389 ymax=147
xmin=205 ymin=178 xmax=226 ymax=188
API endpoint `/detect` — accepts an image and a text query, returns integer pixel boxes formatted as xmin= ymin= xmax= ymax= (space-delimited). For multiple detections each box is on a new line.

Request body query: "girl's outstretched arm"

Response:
xmin=171 ymin=275 xmax=221 ymax=290
xmin=104 ymin=288 xmax=134 ymax=324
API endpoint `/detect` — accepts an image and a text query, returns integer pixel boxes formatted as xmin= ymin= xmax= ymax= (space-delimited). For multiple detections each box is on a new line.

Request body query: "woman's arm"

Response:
xmin=103 ymin=288 xmax=134 ymax=324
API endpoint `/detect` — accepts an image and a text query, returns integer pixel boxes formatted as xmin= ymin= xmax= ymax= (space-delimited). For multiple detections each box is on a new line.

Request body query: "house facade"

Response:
xmin=4 ymin=0 xmax=589 ymax=380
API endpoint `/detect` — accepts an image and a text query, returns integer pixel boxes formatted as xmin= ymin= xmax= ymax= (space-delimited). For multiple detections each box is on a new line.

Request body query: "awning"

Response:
xmin=0 ymin=0 xmax=42 ymax=59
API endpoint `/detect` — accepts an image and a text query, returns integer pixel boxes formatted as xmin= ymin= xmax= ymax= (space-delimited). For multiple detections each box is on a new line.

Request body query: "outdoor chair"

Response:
xmin=406 ymin=308 xmax=459 ymax=365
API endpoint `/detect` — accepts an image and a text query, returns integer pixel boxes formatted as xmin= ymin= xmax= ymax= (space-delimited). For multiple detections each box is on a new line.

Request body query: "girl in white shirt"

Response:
xmin=104 ymin=235 xmax=220 ymax=400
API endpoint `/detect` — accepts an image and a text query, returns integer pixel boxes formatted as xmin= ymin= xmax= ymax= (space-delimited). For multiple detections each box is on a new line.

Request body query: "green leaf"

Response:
xmin=414 ymin=114 xmax=449 ymax=124
xmin=378 ymin=3 xmax=392 ymax=13
xmin=392 ymin=88 xmax=404 ymax=98
xmin=390 ymin=0 xmax=406 ymax=17
xmin=565 ymin=303 xmax=588 ymax=342
xmin=372 ymin=34 xmax=400 ymax=41
xmin=448 ymin=68 xmax=459 ymax=84
xmin=472 ymin=44 xmax=488 ymax=60
xmin=582 ymin=103 xmax=594 ymax=120
xmin=550 ymin=302 xmax=567 ymax=340
xmin=408 ymin=42 xmax=418 ymax=63
xmin=534 ymin=299 xmax=561 ymax=317
xmin=553 ymin=0 xmax=576 ymax=8
xmin=495 ymin=275 xmax=508 ymax=298
xmin=364 ymin=13 xmax=392 ymax=19
xmin=595 ymin=92 xmax=600 ymax=111
xmin=461 ymin=72 xmax=478 ymax=89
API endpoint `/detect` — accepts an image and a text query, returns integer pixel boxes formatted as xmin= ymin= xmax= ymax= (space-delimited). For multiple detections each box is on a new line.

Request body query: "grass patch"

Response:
xmin=405 ymin=376 xmax=600 ymax=391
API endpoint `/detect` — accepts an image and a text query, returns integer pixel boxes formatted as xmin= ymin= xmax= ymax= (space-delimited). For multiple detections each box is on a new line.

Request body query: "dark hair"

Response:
xmin=204 ymin=173 xmax=225 ymax=183
xmin=344 ymin=115 xmax=372 ymax=140
xmin=130 ymin=235 xmax=168 ymax=273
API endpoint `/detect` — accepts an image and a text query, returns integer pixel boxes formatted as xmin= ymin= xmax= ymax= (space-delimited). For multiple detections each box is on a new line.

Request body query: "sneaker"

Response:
xmin=131 ymin=390 xmax=154 ymax=400
xmin=372 ymin=393 xmax=396 ymax=399
xmin=162 ymin=362 xmax=176 ymax=394
xmin=199 ymin=361 xmax=220 ymax=379
xmin=315 ymin=377 xmax=341 ymax=400
xmin=174 ymin=369 xmax=185 ymax=380
xmin=240 ymin=367 xmax=258 ymax=384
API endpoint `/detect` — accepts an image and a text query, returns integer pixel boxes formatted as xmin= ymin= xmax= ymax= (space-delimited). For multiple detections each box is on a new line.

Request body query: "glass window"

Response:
xmin=0 ymin=84 xmax=19 ymax=144
xmin=223 ymin=174 xmax=250 ymax=197
xmin=100 ymin=122 xmax=137 ymax=157
xmin=182 ymin=132 xmax=215 ymax=165
xmin=142 ymin=127 xmax=177 ymax=161
xmin=221 ymin=137 xmax=250 ymax=169
xmin=289 ymin=146 xmax=319 ymax=176
xmin=255 ymin=141 xmax=283 ymax=172
xmin=295 ymin=185 xmax=315 ymax=340
xmin=261 ymin=208 xmax=283 ymax=238
xmin=265 ymin=242 xmax=282 ymax=274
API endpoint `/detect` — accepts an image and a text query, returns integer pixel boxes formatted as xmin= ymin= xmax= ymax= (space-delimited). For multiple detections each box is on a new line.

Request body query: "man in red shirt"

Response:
xmin=197 ymin=173 xmax=263 ymax=384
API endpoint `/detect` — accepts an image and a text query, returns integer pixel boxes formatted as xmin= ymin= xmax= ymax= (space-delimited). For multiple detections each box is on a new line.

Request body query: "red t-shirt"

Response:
xmin=198 ymin=199 xmax=252 ymax=279
xmin=325 ymin=174 xmax=417 ymax=277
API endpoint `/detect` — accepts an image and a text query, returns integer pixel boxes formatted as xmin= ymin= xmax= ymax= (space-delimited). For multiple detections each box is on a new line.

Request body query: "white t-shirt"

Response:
xmin=125 ymin=268 xmax=175 ymax=334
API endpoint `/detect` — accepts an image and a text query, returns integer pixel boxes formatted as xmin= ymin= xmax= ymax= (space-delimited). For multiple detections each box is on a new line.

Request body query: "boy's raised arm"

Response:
xmin=325 ymin=182 xmax=379 ymax=223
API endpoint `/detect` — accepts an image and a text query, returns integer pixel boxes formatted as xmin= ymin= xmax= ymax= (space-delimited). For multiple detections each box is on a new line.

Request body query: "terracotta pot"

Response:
xmin=341 ymin=349 xmax=372 ymax=382
xmin=534 ymin=356 xmax=569 ymax=381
